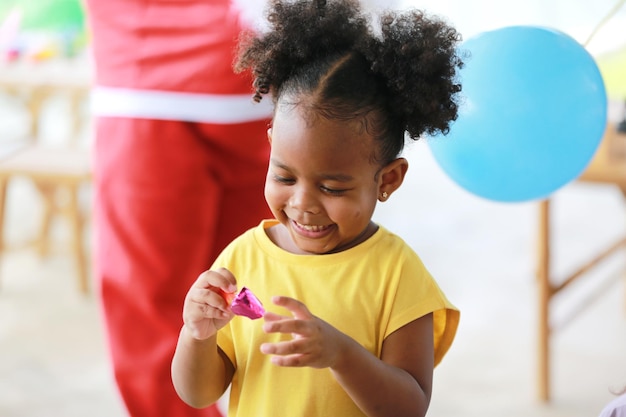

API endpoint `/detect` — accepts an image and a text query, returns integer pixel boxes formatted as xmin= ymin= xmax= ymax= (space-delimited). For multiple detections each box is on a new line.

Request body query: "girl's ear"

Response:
xmin=378 ymin=158 xmax=409 ymax=202
xmin=267 ymin=127 xmax=273 ymax=144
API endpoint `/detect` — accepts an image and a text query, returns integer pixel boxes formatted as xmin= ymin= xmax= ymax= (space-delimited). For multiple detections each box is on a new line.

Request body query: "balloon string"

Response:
xmin=583 ymin=0 xmax=626 ymax=46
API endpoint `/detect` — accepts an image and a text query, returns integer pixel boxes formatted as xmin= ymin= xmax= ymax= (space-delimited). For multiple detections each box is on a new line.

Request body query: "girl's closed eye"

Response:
xmin=320 ymin=185 xmax=349 ymax=196
xmin=273 ymin=174 xmax=295 ymax=184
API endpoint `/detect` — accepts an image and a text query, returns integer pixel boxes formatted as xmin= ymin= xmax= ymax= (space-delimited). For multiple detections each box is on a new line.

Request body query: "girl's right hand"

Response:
xmin=182 ymin=267 xmax=237 ymax=340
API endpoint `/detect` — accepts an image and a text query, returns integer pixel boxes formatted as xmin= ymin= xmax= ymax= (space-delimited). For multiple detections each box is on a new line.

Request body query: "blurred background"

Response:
xmin=0 ymin=0 xmax=625 ymax=416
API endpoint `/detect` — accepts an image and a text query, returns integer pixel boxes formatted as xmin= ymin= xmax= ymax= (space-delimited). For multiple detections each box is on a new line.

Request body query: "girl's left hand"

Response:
xmin=260 ymin=296 xmax=347 ymax=369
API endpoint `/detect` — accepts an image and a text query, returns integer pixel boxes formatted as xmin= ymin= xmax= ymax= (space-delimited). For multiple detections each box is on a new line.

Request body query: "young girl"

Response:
xmin=171 ymin=1 xmax=463 ymax=416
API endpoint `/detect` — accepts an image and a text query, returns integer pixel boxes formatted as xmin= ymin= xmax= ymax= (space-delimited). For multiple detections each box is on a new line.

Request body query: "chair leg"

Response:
xmin=67 ymin=183 xmax=89 ymax=294
xmin=33 ymin=182 xmax=56 ymax=257
xmin=619 ymin=187 xmax=626 ymax=316
xmin=537 ymin=199 xmax=552 ymax=402
xmin=0 ymin=177 xmax=8 ymax=290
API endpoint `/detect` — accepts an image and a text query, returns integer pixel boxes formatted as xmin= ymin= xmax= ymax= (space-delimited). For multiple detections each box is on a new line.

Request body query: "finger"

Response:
xmin=271 ymin=296 xmax=313 ymax=320
xmin=260 ymin=341 xmax=311 ymax=367
xmin=212 ymin=268 xmax=238 ymax=304
xmin=214 ymin=267 xmax=238 ymax=291
xmin=197 ymin=268 xmax=237 ymax=292
xmin=197 ymin=269 xmax=238 ymax=304
xmin=183 ymin=301 xmax=232 ymax=333
xmin=262 ymin=311 xmax=286 ymax=322
xmin=269 ymin=354 xmax=309 ymax=367
xmin=188 ymin=287 xmax=231 ymax=314
xmin=260 ymin=339 xmax=307 ymax=356
xmin=262 ymin=317 xmax=311 ymax=336
xmin=192 ymin=298 xmax=233 ymax=320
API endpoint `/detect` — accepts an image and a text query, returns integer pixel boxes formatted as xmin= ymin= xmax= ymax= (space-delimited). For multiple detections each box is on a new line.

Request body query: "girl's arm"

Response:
xmin=261 ymin=296 xmax=434 ymax=417
xmin=331 ymin=315 xmax=434 ymax=417
xmin=171 ymin=328 xmax=235 ymax=408
xmin=171 ymin=268 xmax=238 ymax=408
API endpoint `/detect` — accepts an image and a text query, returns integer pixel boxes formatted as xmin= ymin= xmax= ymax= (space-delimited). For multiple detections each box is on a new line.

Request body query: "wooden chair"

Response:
xmin=535 ymin=122 xmax=626 ymax=402
xmin=0 ymin=61 xmax=92 ymax=294
xmin=0 ymin=144 xmax=92 ymax=293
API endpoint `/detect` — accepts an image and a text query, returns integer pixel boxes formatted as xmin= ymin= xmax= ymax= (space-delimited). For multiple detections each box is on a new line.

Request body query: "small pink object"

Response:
xmin=230 ymin=287 xmax=265 ymax=320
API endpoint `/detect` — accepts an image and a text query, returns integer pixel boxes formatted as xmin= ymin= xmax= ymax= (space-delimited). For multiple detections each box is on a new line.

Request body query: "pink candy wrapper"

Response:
xmin=230 ymin=287 xmax=265 ymax=320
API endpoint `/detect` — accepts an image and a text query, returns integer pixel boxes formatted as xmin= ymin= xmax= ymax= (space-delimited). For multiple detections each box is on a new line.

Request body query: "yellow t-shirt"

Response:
xmin=215 ymin=220 xmax=459 ymax=417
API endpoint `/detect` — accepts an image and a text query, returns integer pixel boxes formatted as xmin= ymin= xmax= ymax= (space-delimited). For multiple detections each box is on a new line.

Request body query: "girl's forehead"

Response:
xmin=270 ymin=105 xmax=379 ymax=172
xmin=272 ymin=105 xmax=371 ymax=149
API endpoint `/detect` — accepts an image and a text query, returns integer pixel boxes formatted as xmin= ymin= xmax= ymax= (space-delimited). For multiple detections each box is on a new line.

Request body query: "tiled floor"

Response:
xmin=0 ymin=101 xmax=625 ymax=417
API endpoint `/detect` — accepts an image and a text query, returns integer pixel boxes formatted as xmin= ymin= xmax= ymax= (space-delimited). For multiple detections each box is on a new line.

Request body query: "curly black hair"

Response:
xmin=235 ymin=0 xmax=463 ymax=164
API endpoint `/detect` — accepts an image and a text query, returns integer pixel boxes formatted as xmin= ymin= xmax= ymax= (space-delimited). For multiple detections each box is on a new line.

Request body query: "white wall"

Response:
xmin=398 ymin=0 xmax=626 ymax=55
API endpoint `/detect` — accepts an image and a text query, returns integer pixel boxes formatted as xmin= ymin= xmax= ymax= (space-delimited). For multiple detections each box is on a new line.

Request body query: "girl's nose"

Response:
xmin=289 ymin=186 xmax=320 ymax=214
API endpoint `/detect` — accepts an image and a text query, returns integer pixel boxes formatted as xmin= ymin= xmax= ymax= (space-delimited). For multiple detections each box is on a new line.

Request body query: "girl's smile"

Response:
xmin=263 ymin=99 xmax=386 ymax=255
xmin=291 ymin=220 xmax=334 ymax=237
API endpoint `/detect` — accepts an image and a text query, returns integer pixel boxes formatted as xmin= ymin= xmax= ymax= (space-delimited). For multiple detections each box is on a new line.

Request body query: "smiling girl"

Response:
xmin=172 ymin=1 xmax=463 ymax=416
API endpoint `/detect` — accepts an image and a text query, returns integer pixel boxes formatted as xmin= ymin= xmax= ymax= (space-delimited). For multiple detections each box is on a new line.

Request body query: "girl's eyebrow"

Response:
xmin=270 ymin=158 xmax=289 ymax=171
xmin=320 ymin=173 xmax=354 ymax=182
xmin=270 ymin=158 xmax=354 ymax=182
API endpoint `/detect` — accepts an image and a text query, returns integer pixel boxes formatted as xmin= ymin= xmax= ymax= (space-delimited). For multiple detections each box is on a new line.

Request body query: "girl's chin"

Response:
xmin=288 ymin=231 xmax=337 ymax=255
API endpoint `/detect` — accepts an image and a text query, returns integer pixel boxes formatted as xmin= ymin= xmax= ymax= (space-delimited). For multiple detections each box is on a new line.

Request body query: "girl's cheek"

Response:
xmin=265 ymin=184 xmax=286 ymax=210
xmin=264 ymin=182 xmax=276 ymax=203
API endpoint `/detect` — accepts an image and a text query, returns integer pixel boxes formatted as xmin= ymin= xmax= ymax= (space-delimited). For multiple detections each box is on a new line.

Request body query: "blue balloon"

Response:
xmin=428 ymin=26 xmax=607 ymax=202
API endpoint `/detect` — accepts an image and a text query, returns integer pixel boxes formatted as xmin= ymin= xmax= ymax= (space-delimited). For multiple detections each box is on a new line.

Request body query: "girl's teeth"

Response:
xmin=300 ymin=223 xmax=327 ymax=232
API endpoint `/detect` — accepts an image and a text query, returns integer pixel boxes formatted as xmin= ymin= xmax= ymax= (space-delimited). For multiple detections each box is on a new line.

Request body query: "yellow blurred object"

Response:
xmin=596 ymin=44 xmax=626 ymax=100
xmin=31 ymin=45 xmax=57 ymax=61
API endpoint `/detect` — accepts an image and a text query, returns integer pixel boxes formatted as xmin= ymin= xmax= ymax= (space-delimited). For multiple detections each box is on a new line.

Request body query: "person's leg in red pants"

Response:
xmin=94 ymin=117 xmax=271 ymax=417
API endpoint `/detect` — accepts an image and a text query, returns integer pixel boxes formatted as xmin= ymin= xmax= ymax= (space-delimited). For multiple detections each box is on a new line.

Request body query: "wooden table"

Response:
xmin=0 ymin=58 xmax=92 ymax=139
xmin=536 ymin=122 xmax=626 ymax=402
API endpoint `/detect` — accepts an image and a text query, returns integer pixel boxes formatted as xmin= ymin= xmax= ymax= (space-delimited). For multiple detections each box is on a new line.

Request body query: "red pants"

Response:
xmin=94 ymin=117 xmax=271 ymax=417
